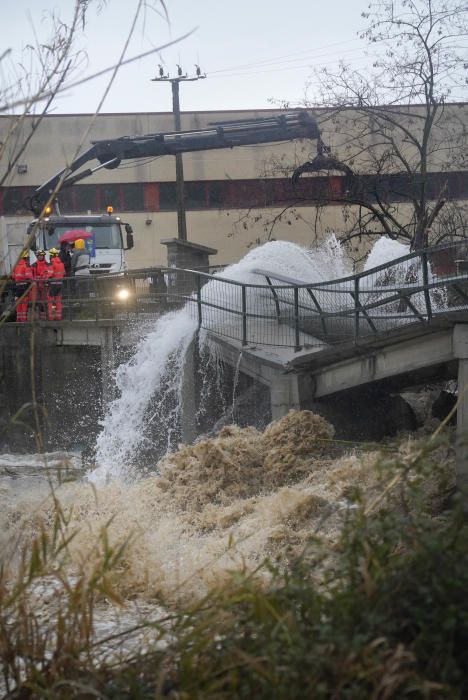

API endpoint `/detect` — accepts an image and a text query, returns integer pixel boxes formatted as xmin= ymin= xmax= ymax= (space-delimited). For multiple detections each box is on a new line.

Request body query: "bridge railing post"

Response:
xmin=421 ymin=250 xmax=432 ymax=321
xmin=93 ymin=275 xmax=98 ymax=321
xmin=196 ymin=274 xmax=203 ymax=328
xmin=294 ymin=286 xmax=301 ymax=351
xmin=242 ymin=285 xmax=247 ymax=346
xmin=354 ymin=276 xmax=360 ymax=340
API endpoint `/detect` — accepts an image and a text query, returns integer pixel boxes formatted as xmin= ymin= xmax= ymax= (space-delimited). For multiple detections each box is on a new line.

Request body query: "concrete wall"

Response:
xmin=0 ymin=321 xmax=145 ymax=455
xmin=124 ymin=205 xmax=354 ymax=268
xmin=0 ymin=326 xmax=103 ymax=453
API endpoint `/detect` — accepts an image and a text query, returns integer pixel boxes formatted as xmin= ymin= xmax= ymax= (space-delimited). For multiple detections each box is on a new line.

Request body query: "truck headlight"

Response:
xmin=116 ymin=288 xmax=130 ymax=301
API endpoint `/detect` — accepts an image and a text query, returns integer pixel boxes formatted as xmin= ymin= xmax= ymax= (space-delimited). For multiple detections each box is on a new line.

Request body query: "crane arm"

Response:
xmin=28 ymin=111 xmax=320 ymax=215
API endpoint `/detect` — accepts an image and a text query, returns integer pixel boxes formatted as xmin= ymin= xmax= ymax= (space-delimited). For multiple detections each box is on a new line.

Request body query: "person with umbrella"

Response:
xmin=70 ymin=238 xmax=91 ymax=304
xmin=71 ymin=238 xmax=91 ymax=277
xmin=58 ymin=230 xmax=92 ymax=276
xmin=59 ymin=241 xmax=73 ymax=276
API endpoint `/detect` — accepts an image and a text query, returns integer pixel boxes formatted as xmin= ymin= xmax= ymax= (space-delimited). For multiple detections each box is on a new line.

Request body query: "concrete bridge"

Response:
xmin=2 ymin=240 xmax=468 ymax=486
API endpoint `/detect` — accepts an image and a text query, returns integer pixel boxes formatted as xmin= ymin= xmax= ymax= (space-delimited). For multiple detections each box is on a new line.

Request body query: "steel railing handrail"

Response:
xmin=253 ymin=240 xmax=468 ymax=289
xmin=5 ymin=240 xmax=468 ymax=351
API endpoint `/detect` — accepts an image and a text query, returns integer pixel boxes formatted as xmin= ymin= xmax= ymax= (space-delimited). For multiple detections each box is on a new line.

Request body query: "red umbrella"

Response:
xmin=58 ymin=230 xmax=93 ymax=244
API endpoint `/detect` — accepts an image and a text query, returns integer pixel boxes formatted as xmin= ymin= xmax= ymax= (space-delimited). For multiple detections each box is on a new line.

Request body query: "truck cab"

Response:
xmin=28 ymin=212 xmax=134 ymax=274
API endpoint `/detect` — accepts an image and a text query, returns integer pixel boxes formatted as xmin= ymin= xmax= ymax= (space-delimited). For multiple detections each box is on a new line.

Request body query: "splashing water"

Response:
xmin=89 ymin=236 xmax=420 ymax=484
xmin=90 ymin=239 xmax=350 ymax=484
xmin=363 ymin=237 xmax=410 ymax=272
xmin=5 ymin=409 xmax=453 ymax=609
xmin=214 ymin=236 xmax=351 ymax=286
xmin=1 ymin=235 xmax=455 ymax=657
xmin=90 ymin=309 xmax=197 ymax=484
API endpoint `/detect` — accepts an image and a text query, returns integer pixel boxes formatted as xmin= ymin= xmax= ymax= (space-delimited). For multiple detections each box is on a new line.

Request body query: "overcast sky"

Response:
xmin=4 ymin=0 xmax=376 ymax=114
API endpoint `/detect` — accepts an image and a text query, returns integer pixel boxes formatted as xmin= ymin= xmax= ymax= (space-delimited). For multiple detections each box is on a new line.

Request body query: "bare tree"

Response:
xmin=294 ymin=0 xmax=468 ymax=251
xmin=0 ymin=1 xmax=93 ymax=188
xmin=0 ymin=0 xmax=187 ymax=302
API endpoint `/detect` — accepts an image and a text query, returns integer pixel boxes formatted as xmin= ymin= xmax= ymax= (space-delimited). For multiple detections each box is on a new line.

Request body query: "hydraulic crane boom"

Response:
xmin=28 ymin=111 xmax=320 ymax=216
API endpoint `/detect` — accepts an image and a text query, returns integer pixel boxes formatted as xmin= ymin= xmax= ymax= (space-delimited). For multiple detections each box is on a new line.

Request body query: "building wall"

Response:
xmin=1 ymin=106 xmax=467 ymax=268
xmin=0 ymin=109 xmax=303 ymax=186
xmin=123 ymin=206 xmax=351 ymax=268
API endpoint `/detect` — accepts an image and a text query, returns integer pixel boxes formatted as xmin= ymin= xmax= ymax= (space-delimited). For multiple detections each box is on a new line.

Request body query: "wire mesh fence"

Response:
xmin=3 ymin=241 xmax=468 ymax=349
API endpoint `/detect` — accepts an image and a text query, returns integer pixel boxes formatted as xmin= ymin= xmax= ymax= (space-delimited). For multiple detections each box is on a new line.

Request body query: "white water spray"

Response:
xmin=89 ymin=236 xmax=417 ymax=484
xmin=364 ymin=237 xmax=410 ymax=271
xmin=90 ymin=308 xmax=197 ymax=484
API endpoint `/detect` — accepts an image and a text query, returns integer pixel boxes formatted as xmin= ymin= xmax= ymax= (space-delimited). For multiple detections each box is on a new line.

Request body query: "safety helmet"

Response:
xmin=36 ymin=249 xmax=46 ymax=257
xmin=49 ymin=247 xmax=59 ymax=257
xmin=74 ymin=238 xmax=85 ymax=250
xmin=20 ymin=249 xmax=29 ymax=259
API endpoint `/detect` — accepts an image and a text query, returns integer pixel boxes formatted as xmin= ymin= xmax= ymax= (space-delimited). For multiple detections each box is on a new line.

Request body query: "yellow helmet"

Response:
xmin=49 ymin=247 xmax=59 ymax=257
xmin=36 ymin=249 xmax=46 ymax=257
xmin=20 ymin=249 xmax=29 ymax=259
xmin=74 ymin=238 xmax=85 ymax=250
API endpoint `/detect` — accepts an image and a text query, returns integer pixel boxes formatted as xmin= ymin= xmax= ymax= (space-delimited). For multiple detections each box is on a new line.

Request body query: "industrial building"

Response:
xmin=1 ymin=105 xmax=467 ymax=269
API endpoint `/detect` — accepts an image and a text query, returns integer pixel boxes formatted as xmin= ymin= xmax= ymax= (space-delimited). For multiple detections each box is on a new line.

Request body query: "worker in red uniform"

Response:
xmin=47 ymin=247 xmax=65 ymax=320
xmin=12 ymin=250 xmax=33 ymax=322
xmin=31 ymin=249 xmax=51 ymax=320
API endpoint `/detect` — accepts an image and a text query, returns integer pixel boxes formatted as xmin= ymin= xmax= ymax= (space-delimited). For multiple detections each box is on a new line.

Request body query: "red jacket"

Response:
xmin=32 ymin=259 xmax=51 ymax=279
xmin=50 ymin=257 xmax=65 ymax=279
xmin=12 ymin=259 xmax=33 ymax=282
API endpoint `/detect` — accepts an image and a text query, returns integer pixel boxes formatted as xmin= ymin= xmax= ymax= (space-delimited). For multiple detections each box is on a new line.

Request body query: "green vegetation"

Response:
xmin=1 ymin=435 xmax=467 ymax=699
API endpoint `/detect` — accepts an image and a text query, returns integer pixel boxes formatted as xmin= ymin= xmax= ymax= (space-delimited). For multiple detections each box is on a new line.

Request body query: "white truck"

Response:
xmin=26 ymin=212 xmax=134 ymax=275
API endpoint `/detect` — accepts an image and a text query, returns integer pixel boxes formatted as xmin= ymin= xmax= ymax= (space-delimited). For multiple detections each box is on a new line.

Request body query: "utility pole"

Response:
xmin=151 ymin=65 xmax=206 ymax=241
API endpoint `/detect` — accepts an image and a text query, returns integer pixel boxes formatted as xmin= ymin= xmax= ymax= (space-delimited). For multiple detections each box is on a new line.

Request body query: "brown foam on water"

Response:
xmin=1 ymin=411 xmax=453 ymax=605
xmin=157 ymin=411 xmax=335 ymax=510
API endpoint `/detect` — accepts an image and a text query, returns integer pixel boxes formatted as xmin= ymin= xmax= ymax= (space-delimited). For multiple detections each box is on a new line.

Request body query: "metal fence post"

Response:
xmin=242 ymin=285 xmax=247 ymax=346
xmin=197 ymin=274 xmax=203 ymax=328
xmin=94 ymin=276 xmax=98 ymax=320
xmin=294 ymin=286 xmax=300 ymax=351
xmin=354 ymin=276 xmax=360 ymax=340
xmin=421 ymin=250 xmax=432 ymax=321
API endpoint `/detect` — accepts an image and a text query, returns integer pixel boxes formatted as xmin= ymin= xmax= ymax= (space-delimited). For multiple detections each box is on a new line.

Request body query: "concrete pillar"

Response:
xmin=180 ymin=338 xmax=197 ymax=444
xmin=100 ymin=326 xmax=115 ymax=408
xmin=453 ymin=325 xmax=468 ymax=494
xmin=160 ymin=238 xmax=218 ymax=297
xmin=269 ymin=372 xmax=301 ymax=420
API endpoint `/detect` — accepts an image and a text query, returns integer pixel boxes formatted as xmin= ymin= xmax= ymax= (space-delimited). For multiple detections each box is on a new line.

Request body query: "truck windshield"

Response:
xmin=45 ymin=224 xmax=123 ymax=249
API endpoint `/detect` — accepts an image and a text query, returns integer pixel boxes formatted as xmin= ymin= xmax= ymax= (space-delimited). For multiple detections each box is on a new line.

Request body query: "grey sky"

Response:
xmin=4 ymin=0 xmax=373 ymax=114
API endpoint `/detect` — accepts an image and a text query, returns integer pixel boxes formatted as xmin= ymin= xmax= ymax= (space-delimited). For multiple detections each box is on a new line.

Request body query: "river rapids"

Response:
xmin=0 ymin=237 xmax=454 ymax=654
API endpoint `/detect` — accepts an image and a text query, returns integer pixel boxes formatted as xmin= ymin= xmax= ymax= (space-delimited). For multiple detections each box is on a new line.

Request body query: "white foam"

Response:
xmin=364 ymin=237 xmax=410 ymax=272
xmin=215 ymin=236 xmax=351 ymax=285
xmin=0 ymin=452 xmax=81 ymax=470
xmin=89 ymin=308 xmax=197 ymax=484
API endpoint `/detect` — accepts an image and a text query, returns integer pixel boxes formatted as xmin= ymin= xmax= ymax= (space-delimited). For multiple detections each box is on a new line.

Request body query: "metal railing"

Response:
xmin=249 ymin=240 xmax=468 ymax=348
xmin=3 ymin=241 xmax=468 ymax=350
